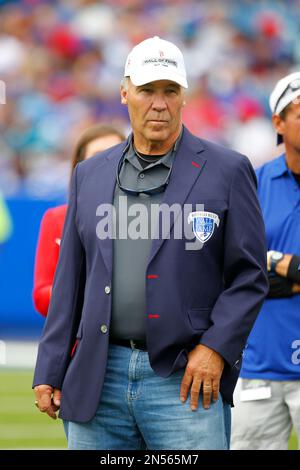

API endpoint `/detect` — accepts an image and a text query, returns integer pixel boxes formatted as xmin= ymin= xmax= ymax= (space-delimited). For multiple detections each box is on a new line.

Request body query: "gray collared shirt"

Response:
xmin=120 ymin=137 xmax=173 ymax=189
xmin=110 ymin=131 xmax=182 ymax=341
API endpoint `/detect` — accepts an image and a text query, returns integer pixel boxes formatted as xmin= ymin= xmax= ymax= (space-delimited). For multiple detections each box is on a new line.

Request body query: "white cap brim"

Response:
xmin=273 ymin=89 xmax=300 ymax=114
xmin=128 ymin=69 xmax=188 ymax=89
xmin=269 ymin=71 xmax=300 ymax=114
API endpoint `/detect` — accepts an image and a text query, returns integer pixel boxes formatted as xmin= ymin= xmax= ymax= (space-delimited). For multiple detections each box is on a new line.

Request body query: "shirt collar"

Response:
xmin=270 ymin=154 xmax=289 ymax=179
xmin=124 ymin=127 xmax=183 ymax=171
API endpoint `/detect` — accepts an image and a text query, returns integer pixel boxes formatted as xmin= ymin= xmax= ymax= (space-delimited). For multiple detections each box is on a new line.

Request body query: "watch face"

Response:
xmin=272 ymin=251 xmax=283 ymax=261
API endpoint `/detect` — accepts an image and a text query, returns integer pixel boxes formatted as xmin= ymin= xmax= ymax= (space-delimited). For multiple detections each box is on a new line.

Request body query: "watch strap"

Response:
xmin=270 ymin=253 xmax=283 ymax=274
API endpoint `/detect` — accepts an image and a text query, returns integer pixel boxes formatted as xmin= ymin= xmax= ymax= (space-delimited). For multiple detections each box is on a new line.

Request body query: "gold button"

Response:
xmin=104 ymin=286 xmax=111 ymax=294
xmin=101 ymin=325 xmax=108 ymax=334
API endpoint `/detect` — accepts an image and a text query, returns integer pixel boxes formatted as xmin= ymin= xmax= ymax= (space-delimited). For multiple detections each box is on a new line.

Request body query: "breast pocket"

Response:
xmin=195 ymin=200 xmax=227 ymax=226
xmin=189 ymin=198 xmax=228 ymax=213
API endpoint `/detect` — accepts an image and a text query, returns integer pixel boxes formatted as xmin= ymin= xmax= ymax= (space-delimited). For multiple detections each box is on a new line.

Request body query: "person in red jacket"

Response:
xmin=33 ymin=124 xmax=125 ymax=316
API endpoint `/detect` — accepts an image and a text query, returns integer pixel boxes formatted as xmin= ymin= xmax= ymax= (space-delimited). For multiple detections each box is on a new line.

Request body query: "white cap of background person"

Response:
xmin=269 ymin=71 xmax=300 ymax=144
xmin=124 ymin=36 xmax=188 ymax=89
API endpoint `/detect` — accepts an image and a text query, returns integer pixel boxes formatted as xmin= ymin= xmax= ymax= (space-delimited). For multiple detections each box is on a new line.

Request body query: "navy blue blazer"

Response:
xmin=33 ymin=126 xmax=268 ymax=422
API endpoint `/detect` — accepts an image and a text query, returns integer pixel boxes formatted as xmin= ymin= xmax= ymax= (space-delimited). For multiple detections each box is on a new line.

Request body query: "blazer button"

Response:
xmin=101 ymin=324 xmax=108 ymax=334
xmin=104 ymin=286 xmax=111 ymax=294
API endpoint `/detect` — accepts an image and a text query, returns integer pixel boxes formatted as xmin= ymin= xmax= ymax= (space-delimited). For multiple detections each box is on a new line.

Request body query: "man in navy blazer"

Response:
xmin=33 ymin=36 xmax=268 ymax=450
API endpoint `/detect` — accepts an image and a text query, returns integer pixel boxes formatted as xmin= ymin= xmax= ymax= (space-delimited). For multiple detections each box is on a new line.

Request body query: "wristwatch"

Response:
xmin=270 ymin=251 xmax=284 ymax=274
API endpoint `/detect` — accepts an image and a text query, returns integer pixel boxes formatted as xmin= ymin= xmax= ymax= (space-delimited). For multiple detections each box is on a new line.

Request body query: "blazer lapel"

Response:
xmin=95 ymin=140 xmax=128 ymax=275
xmin=148 ymin=126 xmax=207 ymax=265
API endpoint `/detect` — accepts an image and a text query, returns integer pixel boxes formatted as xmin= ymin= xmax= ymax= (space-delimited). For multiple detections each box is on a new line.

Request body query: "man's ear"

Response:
xmin=272 ymin=114 xmax=285 ymax=140
xmin=120 ymin=88 xmax=128 ymax=105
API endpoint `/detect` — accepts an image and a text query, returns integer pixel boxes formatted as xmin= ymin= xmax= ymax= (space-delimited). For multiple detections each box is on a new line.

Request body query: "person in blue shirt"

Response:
xmin=231 ymin=72 xmax=300 ymax=450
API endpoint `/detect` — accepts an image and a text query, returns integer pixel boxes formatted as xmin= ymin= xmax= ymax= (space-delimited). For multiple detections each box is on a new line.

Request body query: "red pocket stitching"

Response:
xmin=70 ymin=339 xmax=79 ymax=358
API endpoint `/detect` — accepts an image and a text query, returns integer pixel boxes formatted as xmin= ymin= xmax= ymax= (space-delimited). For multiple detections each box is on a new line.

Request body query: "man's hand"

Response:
xmin=267 ymin=251 xmax=300 ymax=294
xmin=34 ymin=385 xmax=61 ymax=420
xmin=180 ymin=344 xmax=224 ymax=411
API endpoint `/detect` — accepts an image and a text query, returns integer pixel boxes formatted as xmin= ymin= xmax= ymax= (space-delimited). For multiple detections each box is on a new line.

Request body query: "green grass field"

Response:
xmin=0 ymin=369 xmax=298 ymax=449
xmin=0 ymin=369 xmax=67 ymax=449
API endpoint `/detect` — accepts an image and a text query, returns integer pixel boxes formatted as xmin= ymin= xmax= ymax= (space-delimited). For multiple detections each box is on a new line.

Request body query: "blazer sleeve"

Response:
xmin=33 ymin=164 xmax=85 ymax=389
xmin=199 ymin=155 xmax=268 ymax=367
xmin=32 ymin=210 xmax=60 ymax=317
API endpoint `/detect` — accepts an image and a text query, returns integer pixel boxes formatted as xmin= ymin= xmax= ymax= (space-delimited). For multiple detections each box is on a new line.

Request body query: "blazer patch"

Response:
xmin=188 ymin=211 xmax=220 ymax=243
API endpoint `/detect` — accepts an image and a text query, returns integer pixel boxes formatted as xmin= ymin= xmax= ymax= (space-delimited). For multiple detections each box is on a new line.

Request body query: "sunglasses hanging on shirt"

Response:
xmin=116 ymin=140 xmax=177 ymax=196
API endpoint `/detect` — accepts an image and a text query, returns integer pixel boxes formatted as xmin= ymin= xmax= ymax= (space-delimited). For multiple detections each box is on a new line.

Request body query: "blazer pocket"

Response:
xmin=70 ymin=320 xmax=83 ymax=358
xmin=187 ymin=308 xmax=212 ymax=331
xmin=193 ymin=199 xmax=228 ymax=213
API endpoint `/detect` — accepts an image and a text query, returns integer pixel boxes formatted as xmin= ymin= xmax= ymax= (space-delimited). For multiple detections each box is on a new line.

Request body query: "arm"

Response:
xmin=267 ymin=252 xmax=300 ymax=294
xmin=180 ymin=156 xmax=268 ymax=410
xmin=33 ymin=164 xmax=85 ymax=417
xmin=198 ymin=156 xmax=268 ymax=367
xmin=32 ymin=210 xmax=60 ymax=316
xmin=267 ymin=274 xmax=294 ymax=298
xmin=292 ymin=284 xmax=300 ymax=294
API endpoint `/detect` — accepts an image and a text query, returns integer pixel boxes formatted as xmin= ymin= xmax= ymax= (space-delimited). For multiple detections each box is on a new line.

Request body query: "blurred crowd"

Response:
xmin=1 ymin=0 xmax=300 ymax=198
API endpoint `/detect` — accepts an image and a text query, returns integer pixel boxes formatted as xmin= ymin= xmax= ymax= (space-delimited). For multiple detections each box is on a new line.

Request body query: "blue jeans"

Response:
xmin=64 ymin=343 xmax=231 ymax=450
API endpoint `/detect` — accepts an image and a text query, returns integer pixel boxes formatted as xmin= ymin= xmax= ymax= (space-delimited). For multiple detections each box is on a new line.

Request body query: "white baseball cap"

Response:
xmin=269 ymin=71 xmax=300 ymax=144
xmin=124 ymin=36 xmax=188 ymax=89
xmin=269 ymin=71 xmax=300 ymax=115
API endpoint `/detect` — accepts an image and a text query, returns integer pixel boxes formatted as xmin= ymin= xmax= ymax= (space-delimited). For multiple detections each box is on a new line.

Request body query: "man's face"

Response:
xmin=120 ymin=79 xmax=185 ymax=146
xmin=274 ymin=100 xmax=300 ymax=153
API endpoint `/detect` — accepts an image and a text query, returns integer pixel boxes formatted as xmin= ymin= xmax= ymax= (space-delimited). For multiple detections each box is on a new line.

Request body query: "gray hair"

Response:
xmin=120 ymin=77 xmax=129 ymax=90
